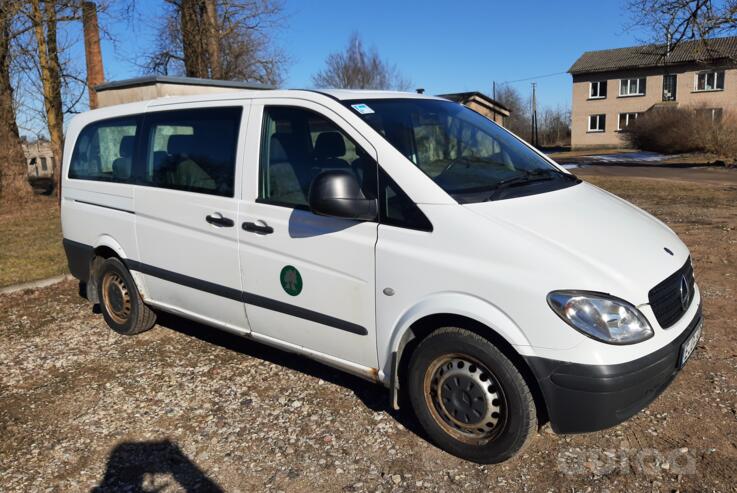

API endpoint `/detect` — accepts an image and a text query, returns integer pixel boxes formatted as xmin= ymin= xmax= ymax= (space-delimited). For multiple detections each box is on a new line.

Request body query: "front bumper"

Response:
xmin=524 ymin=305 xmax=702 ymax=434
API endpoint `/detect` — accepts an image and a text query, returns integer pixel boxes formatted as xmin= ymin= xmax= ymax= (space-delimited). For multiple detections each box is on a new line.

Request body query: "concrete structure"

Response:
xmin=569 ymin=36 xmax=737 ymax=149
xmin=95 ymin=76 xmax=273 ymax=107
xmin=438 ymin=92 xmax=510 ymax=127
xmin=23 ymin=140 xmax=56 ymax=193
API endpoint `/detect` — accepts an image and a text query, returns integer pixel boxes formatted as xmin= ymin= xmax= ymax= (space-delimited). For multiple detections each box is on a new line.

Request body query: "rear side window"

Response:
xmin=259 ymin=106 xmax=377 ymax=209
xmin=141 ymin=107 xmax=242 ymax=197
xmin=69 ymin=117 xmax=138 ymax=182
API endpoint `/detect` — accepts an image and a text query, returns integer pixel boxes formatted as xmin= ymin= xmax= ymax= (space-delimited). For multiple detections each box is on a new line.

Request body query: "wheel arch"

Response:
xmin=386 ymin=295 xmax=547 ymax=424
xmin=85 ymin=235 xmax=144 ymax=303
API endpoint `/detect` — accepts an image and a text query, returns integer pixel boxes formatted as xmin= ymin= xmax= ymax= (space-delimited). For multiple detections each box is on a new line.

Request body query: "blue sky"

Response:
xmin=27 ymin=1 xmax=650 ymax=137
xmin=98 ymin=1 xmax=646 ymax=106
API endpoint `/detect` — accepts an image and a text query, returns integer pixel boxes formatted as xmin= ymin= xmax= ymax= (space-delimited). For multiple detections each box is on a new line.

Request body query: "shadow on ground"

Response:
xmin=153 ymin=311 xmax=426 ymax=438
xmin=92 ymin=440 xmax=223 ymax=492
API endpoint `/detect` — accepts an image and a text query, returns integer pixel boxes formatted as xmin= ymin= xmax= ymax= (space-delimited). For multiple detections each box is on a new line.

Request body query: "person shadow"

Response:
xmin=91 ymin=440 xmax=223 ymax=492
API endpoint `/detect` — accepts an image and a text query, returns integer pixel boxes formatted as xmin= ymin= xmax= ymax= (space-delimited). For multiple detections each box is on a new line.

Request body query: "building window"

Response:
xmin=617 ymin=112 xmax=639 ymax=131
xmin=619 ymin=78 xmax=646 ymax=96
xmin=589 ymin=81 xmax=607 ymax=99
xmin=696 ymin=107 xmax=723 ymax=122
xmin=40 ymin=157 xmax=48 ymax=171
xmin=695 ymin=71 xmax=724 ymax=91
xmin=663 ymin=74 xmax=677 ymax=101
xmin=588 ymin=114 xmax=606 ymax=132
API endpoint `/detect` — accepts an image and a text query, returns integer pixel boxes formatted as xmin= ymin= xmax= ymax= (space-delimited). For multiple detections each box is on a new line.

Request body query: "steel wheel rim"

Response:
xmin=423 ymin=353 xmax=507 ymax=445
xmin=101 ymin=271 xmax=131 ymax=325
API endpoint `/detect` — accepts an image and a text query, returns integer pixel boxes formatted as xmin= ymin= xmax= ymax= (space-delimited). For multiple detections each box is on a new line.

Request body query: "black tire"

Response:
xmin=96 ymin=257 xmax=156 ymax=335
xmin=407 ymin=327 xmax=537 ymax=463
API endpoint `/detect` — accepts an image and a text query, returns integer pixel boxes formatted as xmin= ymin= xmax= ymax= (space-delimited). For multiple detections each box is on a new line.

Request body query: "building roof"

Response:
xmin=95 ymin=75 xmax=274 ymax=92
xmin=437 ymin=91 xmax=510 ymax=115
xmin=569 ymin=35 xmax=737 ymax=75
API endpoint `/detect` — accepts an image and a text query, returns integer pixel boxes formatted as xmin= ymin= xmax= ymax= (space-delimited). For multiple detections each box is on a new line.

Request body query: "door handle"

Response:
xmin=242 ymin=220 xmax=274 ymax=235
xmin=206 ymin=213 xmax=234 ymax=227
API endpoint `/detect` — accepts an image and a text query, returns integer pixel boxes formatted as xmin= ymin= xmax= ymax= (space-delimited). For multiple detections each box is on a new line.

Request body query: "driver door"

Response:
xmin=237 ymin=100 xmax=379 ymax=369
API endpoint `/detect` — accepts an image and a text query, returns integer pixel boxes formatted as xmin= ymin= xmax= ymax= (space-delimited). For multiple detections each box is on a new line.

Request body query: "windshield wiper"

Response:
xmin=485 ymin=169 xmax=555 ymax=201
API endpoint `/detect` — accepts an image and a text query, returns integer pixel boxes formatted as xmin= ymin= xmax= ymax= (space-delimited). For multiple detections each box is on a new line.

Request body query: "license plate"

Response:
xmin=679 ymin=320 xmax=703 ymax=368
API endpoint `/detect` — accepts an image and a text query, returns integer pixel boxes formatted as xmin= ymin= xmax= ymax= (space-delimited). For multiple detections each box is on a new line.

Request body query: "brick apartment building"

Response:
xmin=569 ymin=35 xmax=737 ymax=149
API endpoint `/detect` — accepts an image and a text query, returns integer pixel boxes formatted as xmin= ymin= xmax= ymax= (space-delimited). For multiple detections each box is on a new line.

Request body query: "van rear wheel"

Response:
xmin=97 ymin=257 xmax=156 ymax=335
xmin=407 ymin=327 xmax=537 ymax=463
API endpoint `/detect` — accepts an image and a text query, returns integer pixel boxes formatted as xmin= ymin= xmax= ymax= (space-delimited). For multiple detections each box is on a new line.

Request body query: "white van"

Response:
xmin=61 ymin=88 xmax=702 ymax=463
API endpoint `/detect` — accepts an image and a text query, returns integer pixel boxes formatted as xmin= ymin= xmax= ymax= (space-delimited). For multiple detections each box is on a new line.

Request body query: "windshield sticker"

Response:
xmin=351 ymin=103 xmax=375 ymax=115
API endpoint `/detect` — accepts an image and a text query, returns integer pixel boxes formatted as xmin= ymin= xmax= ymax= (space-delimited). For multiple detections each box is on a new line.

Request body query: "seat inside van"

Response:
xmin=163 ymin=134 xmax=216 ymax=191
xmin=267 ymin=133 xmax=309 ymax=204
xmin=112 ymin=135 xmax=134 ymax=180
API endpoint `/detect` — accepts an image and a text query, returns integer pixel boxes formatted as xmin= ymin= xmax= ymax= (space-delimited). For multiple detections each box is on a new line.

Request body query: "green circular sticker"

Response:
xmin=280 ymin=265 xmax=303 ymax=296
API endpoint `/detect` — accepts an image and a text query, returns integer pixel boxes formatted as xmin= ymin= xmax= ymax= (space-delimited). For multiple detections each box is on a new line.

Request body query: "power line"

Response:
xmin=498 ymin=71 xmax=567 ymax=85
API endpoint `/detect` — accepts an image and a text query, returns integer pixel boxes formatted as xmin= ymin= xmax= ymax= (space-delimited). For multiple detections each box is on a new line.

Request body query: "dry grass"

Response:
xmin=0 ymin=198 xmax=65 ymax=288
xmin=584 ymin=175 xmax=737 ymax=208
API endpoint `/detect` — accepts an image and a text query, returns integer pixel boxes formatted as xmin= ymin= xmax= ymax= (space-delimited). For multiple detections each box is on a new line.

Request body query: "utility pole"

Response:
xmin=492 ymin=81 xmax=496 ymax=100
xmin=531 ymin=82 xmax=539 ymax=147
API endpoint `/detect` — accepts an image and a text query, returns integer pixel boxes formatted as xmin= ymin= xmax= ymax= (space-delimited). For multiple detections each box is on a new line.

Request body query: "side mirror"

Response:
xmin=308 ymin=170 xmax=377 ymax=221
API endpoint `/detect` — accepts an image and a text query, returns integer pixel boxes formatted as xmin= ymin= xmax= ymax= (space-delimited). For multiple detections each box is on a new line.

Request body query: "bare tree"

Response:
xmin=493 ymin=84 xmax=570 ymax=146
xmin=627 ymin=0 xmax=737 ymax=49
xmin=312 ymin=32 xmax=410 ymax=91
xmin=0 ymin=0 xmax=32 ymax=203
xmin=494 ymin=84 xmax=531 ymax=141
xmin=146 ymin=0 xmax=287 ymax=84
xmin=538 ymin=105 xmax=571 ymax=147
xmin=13 ymin=0 xmax=87 ymax=194
xmin=29 ymin=0 xmax=64 ymax=172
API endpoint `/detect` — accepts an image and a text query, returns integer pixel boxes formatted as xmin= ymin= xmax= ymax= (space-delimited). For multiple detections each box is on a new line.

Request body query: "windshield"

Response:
xmin=345 ymin=98 xmax=578 ymax=203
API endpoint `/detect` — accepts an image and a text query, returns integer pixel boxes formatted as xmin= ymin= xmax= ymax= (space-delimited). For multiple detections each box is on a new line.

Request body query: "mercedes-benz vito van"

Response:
xmin=61 ymin=88 xmax=702 ymax=463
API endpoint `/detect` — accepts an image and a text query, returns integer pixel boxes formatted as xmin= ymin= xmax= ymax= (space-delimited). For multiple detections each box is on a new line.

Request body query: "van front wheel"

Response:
xmin=407 ymin=327 xmax=537 ymax=463
xmin=97 ymin=257 xmax=156 ymax=335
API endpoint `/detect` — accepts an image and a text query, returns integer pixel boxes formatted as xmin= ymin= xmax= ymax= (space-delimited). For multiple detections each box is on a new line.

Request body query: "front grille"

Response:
xmin=648 ymin=257 xmax=695 ymax=328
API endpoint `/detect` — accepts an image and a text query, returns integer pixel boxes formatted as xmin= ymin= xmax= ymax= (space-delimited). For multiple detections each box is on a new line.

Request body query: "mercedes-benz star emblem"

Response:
xmin=679 ymin=275 xmax=690 ymax=311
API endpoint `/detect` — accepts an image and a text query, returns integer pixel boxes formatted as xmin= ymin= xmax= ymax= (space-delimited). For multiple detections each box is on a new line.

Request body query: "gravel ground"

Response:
xmin=1 ymin=174 xmax=736 ymax=492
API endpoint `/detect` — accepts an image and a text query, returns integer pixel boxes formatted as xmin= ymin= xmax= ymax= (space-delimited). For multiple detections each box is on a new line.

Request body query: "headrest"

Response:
xmin=167 ymin=134 xmax=193 ymax=157
xmin=119 ymin=135 xmax=135 ymax=158
xmin=112 ymin=158 xmax=131 ymax=179
xmin=314 ymin=132 xmax=346 ymax=159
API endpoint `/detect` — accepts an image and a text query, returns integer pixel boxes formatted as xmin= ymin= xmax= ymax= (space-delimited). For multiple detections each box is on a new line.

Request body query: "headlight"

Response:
xmin=547 ymin=291 xmax=654 ymax=345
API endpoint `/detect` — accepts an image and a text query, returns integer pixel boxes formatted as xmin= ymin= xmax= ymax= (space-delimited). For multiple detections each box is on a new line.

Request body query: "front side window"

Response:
xmin=619 ymin=77 xmax=646 ymax=96
xmin=69 ymin=117 xmax=138 ymax=182
xmin=141 ymin=107 xmax=242 ymax=197
xmin=259 ymin=106 xmax=376 ymax=209
xmin=588 ymin=114 xmax=606 ymax=132
xmin=696 ymin=71 xmax=724 ymax=91
xmin=345 ymin=99 xmax=579 ymax=204
xmin=617 ymin=112 xmax=639 ymax=130
xmin=590 ymin=81 xmax=607 ymax=99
